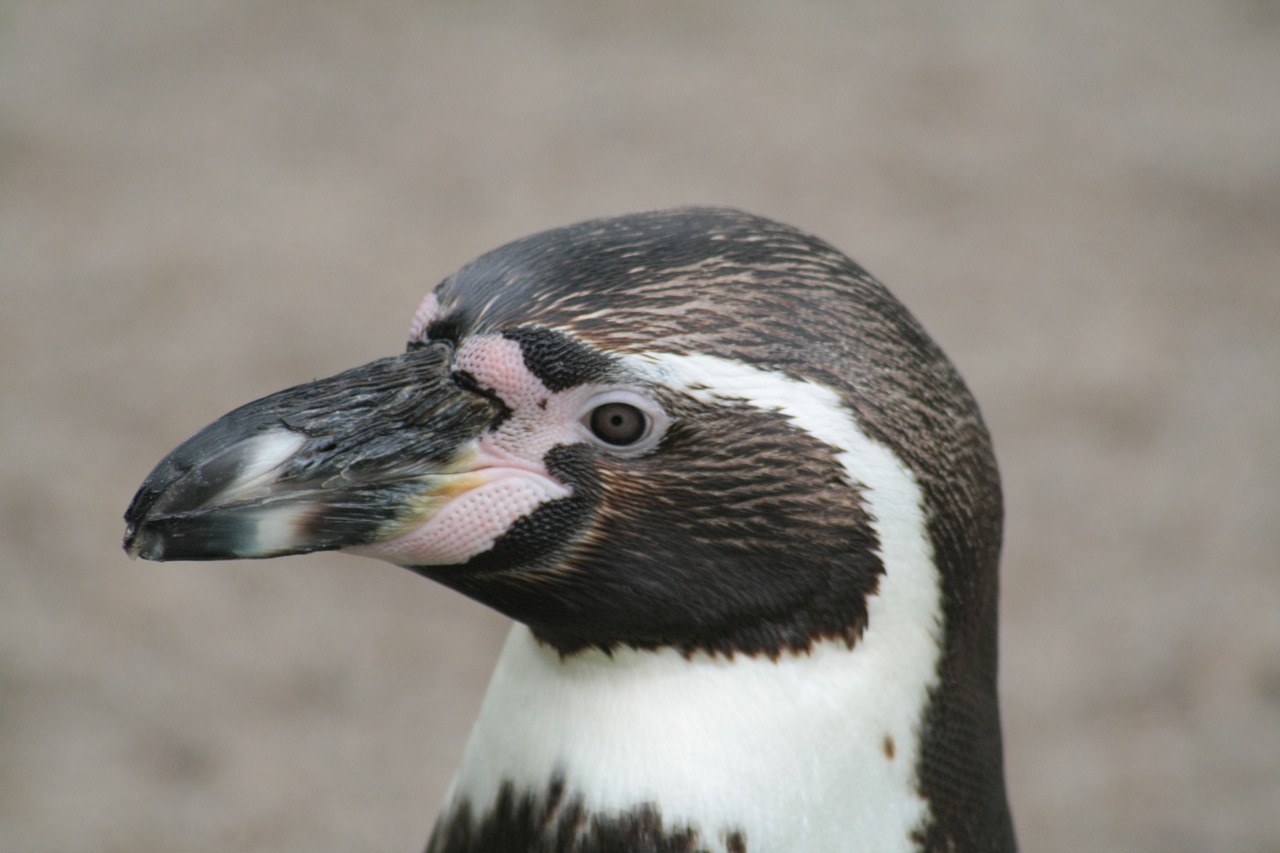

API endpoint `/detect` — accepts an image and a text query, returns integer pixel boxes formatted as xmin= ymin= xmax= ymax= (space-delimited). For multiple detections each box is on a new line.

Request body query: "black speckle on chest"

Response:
xmin=426 ymin=774 xmax=745 ymax=853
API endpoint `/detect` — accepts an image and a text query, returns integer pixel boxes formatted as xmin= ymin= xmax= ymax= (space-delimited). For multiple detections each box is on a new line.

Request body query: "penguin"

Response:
xmin=124 ymin=207 xmax=1015 ymax=852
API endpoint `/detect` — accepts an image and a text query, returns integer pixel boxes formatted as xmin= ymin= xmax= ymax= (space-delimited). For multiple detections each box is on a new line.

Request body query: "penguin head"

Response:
xmin=124 ymin=207 xmax=999 ymax=659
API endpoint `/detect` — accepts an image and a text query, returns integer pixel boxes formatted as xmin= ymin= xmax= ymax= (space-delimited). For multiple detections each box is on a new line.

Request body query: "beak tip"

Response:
xmin=122 ymin=523 xmax=161 ymax=561
xmin=122 ymin=525 xmax=154 ymax=558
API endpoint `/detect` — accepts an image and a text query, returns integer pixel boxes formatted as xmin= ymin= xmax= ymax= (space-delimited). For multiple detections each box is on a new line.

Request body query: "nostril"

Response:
xmin=452 ymin=370 xmax=513 ymax=426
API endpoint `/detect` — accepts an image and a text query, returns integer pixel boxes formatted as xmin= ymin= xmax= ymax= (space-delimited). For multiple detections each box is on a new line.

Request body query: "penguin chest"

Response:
xmin=431 ymin=610 xmax=942 ymax=852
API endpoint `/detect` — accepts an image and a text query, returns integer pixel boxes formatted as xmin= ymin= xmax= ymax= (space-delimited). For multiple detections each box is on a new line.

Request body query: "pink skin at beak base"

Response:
xmin=344 ymin=453 xmax=571 ymax=568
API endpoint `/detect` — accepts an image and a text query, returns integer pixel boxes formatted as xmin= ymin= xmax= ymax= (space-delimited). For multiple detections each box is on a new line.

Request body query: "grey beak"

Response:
xmin=123 ymin=341 xmax=499 ymax=562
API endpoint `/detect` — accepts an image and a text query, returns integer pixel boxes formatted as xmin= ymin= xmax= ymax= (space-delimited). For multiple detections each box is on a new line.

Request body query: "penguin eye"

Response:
xmin=577 ymin=389 xmax=668 ymax=456
xmin=587 ymin=402 xmax=648 ymax=446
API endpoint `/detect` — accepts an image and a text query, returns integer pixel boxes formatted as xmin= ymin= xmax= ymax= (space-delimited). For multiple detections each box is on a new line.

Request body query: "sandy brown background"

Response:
xmin=3 ymin=2 xmax=1278 ymax=851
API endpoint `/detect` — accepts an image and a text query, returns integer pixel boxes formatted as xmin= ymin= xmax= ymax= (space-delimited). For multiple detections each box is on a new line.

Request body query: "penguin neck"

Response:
xmin=436 ymin=575 xmax=945 ymax=853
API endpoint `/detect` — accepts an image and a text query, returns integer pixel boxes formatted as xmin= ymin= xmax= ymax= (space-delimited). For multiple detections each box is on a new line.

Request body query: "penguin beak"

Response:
xmin=123 ymin=341 xmax=501 ymax=562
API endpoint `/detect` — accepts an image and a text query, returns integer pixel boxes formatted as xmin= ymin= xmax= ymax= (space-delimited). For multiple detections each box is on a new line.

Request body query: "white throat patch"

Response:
xmin=443 ymin=353 xmax=943 ymax=852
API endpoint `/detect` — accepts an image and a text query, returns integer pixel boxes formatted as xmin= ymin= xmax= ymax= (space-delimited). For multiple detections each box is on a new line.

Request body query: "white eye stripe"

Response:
xmin=625 ymin=351 xmax=868 ymax=465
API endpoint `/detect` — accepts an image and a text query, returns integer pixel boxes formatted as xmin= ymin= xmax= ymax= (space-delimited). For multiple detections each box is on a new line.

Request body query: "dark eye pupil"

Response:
xmin=589 ymin=402 xmax=647 ymax=446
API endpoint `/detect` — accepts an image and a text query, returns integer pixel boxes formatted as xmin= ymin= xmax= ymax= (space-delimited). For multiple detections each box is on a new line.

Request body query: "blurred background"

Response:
xmin=3 ymin=1 xmax=1278 ymax=850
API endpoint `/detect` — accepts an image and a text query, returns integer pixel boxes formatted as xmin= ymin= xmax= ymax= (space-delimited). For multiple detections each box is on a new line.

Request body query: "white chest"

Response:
xmin=442 ymin=608 xmax=938 ymax=852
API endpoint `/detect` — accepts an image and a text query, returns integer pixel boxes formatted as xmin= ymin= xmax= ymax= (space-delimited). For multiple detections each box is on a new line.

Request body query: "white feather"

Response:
xmin=214 ymin=429 xmax=305 ymax=503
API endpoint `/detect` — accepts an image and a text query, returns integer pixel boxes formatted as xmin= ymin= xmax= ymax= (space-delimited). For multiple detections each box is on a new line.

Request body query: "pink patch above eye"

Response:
xmin=455 ymin=336 xmax=552 ymax=408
